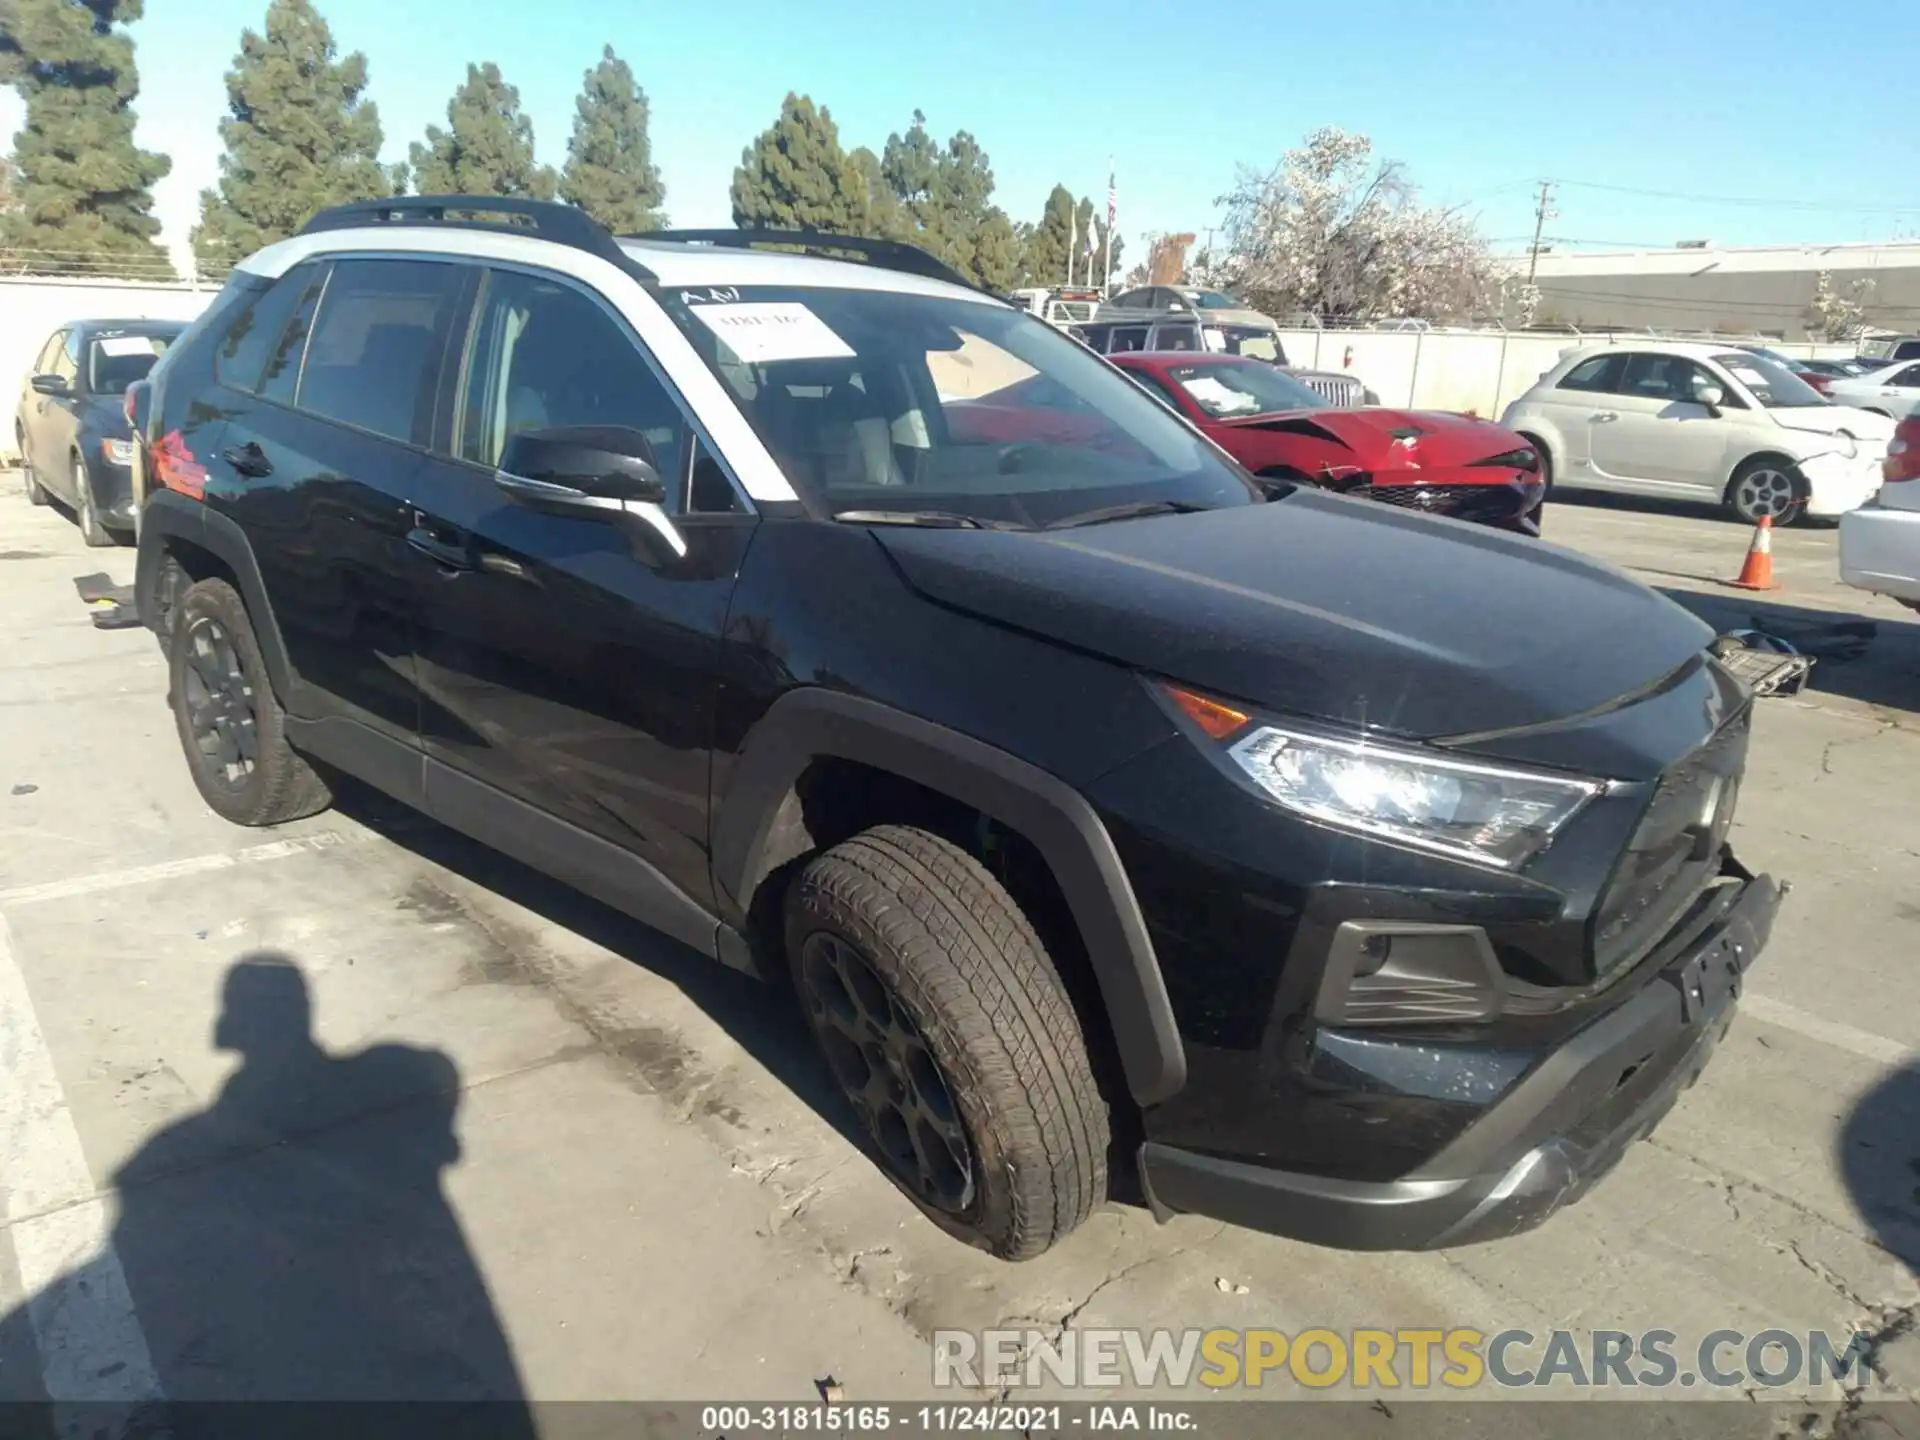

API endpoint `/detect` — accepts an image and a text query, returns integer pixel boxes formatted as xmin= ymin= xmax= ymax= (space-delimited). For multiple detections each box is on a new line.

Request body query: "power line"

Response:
xmin=1555 ymin=178 xmax=1920 ymax=214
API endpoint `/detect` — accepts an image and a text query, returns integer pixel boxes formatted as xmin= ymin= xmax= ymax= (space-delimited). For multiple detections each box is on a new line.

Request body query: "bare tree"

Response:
xmin=1216 ymin=127 xmax=1497 ymax=322
xmin=1146 ymin=231 xmax=1195 ymax=284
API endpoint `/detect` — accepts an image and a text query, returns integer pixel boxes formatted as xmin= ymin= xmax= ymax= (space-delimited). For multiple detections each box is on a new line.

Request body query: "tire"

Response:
xmin=151 ymin=554 xmax=191 ymax=661
xmin=786 ymin=825 xmax=1109 ymax=1260
xmin=1517 ymin=432 xmax=1553 ymax=491
xmin=1725 ymin=455 xmax=1809 ymax=526
xmin=19 ymin=432 xmax=47 ymax=506
xmin=73 ymin=454 xmax=114 ymax=547
xmin=169 ymin=578 xmax=332 ymax=826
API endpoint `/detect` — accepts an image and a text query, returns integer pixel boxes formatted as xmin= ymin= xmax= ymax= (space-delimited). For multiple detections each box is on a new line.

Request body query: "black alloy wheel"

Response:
xmin=179 ymin=615 xmax=259 ymax=788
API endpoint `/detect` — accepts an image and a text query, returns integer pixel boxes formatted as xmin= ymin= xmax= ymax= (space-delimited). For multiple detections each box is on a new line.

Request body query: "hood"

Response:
xmin=1774 ymin=406 xmax=1895 ymax=444
xmin=1217 ymin=407 xmax=1525 ymax=469
xmin=873 ymin=489 xmax=1711 ymax=741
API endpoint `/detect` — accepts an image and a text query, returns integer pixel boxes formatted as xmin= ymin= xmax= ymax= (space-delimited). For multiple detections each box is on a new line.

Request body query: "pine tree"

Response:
xmin=409 ymin=63 xmax=557 ymax=200
xmin=559 ymin=45 xmax=665 ymax=234
xmin=848 ymin=145 xmax=898 ymax=238
xmin=729 ymin=94 xmax=867 ymax=233
xmin=1020 ymin=185 xmax=1077 ymax=288
xmin=877 ymin=111 xmax=1017 ymax=289
xmin=1 ymin=0 xmax=171 ymax=275
xmin=191 ymin=0 xmax=393 ymax=278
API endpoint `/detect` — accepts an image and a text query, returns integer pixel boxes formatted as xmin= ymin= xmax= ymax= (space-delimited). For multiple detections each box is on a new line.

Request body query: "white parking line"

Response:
xmin=0 ymin=829 xmax=369 ymax=908
xmin=1740 ymin=992 xmax=1913 ymax=1068
xmin=0 ymin=913 xmax=162 ymax=1403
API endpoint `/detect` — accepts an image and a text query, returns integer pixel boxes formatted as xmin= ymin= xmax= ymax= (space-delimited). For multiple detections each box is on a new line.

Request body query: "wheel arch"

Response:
xmin=1722 ymin=447 xmax=1806 ymax=501
xmin=136 ymin=489 xmax=294 ymax=701
xmin=713 ymin=688 xmax=1187 ymax=1107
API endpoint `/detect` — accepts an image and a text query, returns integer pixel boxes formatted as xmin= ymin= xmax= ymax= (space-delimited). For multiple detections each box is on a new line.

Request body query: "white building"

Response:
xmin=1509 ymin=240 xmax=1920 ymax=341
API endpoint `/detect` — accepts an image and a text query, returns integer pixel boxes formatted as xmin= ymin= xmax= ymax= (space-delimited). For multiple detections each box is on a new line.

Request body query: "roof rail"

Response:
xmin=640 ymin=228 xmax=978 ymax=292
xmin=297 ymin=195 xmax=652 ymax=278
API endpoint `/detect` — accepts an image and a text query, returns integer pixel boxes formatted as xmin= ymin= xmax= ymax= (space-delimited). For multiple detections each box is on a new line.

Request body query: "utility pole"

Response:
xmin=1526 ymin=179 xmax=1557 ymax=284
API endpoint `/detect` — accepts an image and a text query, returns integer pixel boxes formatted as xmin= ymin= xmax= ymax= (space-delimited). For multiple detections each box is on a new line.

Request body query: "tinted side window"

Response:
xmin=1108 ymin=326 xmax=1151 ymax=354
xmin=1557 ymin=354 xmax=1624 ymax=393
xmin=297 ymin=258 xmax=465 ymax=444
xmin=1153 ymin=324 xmax=1199 ymax=352
xmin=218 ymin=264 xmax=321 ymax=394
xmin=1110 ymin=290 xmax=1149 ymax=309
xmin=455 ymin=268 xmax=693 ymax=500
xmin=1894 ymin=364 xmax=1920 ymax=387
xmin=1895 ymin=341 xmax=1920 ymax=361
xmin=260 ymin=268 xmax=329 ymax=405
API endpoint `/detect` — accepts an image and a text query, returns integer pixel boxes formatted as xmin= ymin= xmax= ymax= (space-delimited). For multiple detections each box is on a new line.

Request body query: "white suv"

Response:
xmin=1501 ymin=341 xmax=1892 ymax=523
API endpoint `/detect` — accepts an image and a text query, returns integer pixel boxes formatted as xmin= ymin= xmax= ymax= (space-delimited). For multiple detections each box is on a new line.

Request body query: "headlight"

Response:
xmin=100 ymin=439 xmax=135 ymax=466
xmin=1474 ymin=447 xmax=1540 ymax=473
xmin=1226 ymin=726 xmax=1601 ymax=867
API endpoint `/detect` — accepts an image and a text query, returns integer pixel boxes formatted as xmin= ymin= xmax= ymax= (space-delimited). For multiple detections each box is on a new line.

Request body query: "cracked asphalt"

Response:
xmin=3 ymin=479 xmax=1920 ymax=1435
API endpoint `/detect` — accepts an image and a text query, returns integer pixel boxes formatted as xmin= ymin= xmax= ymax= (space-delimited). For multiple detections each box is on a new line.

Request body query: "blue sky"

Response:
xmin=6 ymin=0 xmax=1919 ymax=267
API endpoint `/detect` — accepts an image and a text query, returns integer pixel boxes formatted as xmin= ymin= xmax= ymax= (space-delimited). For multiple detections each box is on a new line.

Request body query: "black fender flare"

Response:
xmin=712 ymin=688 xmax=1187 ymax=1106
xmin=137 ymin=488 xmax=296 ymax=703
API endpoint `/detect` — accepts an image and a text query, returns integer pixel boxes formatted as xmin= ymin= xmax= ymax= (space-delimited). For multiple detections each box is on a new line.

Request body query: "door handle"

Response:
xmin=1590 ymin=411 xmax=1618 ymax=423
xmin=407 ymin=526 xmax=476 ymax=572
xmin=221 ymin=441 xmax=273 ymax=478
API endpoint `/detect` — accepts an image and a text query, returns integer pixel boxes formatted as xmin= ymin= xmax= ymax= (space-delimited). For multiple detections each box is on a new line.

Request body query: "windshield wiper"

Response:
xmin=1044 ymin=499 xmax=1211 ymax=530
xmin=834 ymin=508 xmax=1007 ymax=529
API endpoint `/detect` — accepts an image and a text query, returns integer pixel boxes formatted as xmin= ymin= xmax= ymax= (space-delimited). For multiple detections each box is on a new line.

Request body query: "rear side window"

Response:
xmin=1557 ymin=354 xmax=1624 ymax=393
xmin=1895 ymin=364 xmax=1920 ymax=387
xmin=1895 ymin=341 xmax=1920 ymax=361
xmin=1108 ymin=326 xmax=1151 ymax=354
xmin=1153 ymin=325 xmax=1199 ymax=352
xmin=218 ymin=264 xmax=321 ymax=394
xmin=296 ymin=258 xmax=466 ymax=445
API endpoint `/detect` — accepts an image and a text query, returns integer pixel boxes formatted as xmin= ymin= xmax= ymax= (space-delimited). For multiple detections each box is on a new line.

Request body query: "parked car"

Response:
xmin=1839 ymin=416 xmax=1920 ymax=612
xmin=1110 ymin=352 xmax=1545 ymax=534
xmin=1824 ymin=359 xmax=1920 ymax=419
xmin=1099 ymin=285 xmax=1276 ymax=330
xmin=1073 ymin=316 xmax=1380 ymax=408
xmin=1856 ymin=334 xmax=1920 ymax=366
xmin=1791 ymin=356 xmax=1877 ymax=389
xmin=135 ymin=197 xmax=1778 ymax=1261
xmin=1501 ymin=341 xmax=1893 ymax=524
xmin=15 ymin=318 xmax=186 ymax=545
xmin=1731 ymin=344 xmax=1844 ymax=396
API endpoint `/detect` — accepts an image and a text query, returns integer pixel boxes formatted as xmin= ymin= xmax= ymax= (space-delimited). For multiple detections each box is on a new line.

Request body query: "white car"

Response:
xmin=1501 ymin=341 xmax=1893 ymax=523
xmin=1839 ymin=421 xmax=1920 ymax=611
xmin=1824 ymin=359 xmax=1920 ymax=419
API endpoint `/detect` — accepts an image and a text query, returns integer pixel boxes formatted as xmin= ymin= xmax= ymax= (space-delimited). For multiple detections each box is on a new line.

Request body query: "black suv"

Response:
xmin=134 ymin=198 xmax=1780 ymax=1261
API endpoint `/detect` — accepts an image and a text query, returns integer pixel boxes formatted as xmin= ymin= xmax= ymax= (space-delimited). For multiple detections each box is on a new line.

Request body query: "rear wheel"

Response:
xmin=73 ymin=454 xmax=114 ymax=547
xmin=786 ymin=825 xmax=1109 ymax=1260
xmin=169 ymin=578 xmax=332 ymax=826
xmin=1517 ymin=433 xmax=1553 ymax=491
xmin=1725 ymin=456 xmax=1808 ymax=525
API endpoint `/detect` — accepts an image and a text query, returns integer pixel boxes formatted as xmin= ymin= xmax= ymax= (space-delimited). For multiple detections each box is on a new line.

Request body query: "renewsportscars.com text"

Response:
xmin=932 ymin=1327 xmax=1877 ymax=1392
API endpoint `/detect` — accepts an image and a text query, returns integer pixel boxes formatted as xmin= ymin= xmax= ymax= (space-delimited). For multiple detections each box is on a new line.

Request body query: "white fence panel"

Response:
xmin=2 ymin=278 xmax=218 ymax=461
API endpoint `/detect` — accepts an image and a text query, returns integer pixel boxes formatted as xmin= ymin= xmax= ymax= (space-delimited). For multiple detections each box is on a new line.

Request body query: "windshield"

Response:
xmin=660 ymin=286 xmax=1260 ymax=527
xmin=87 ymin=332 xmax=173 ymax=393
xmin=1164 ymin=360 xmax=1327 ymax=417
xmin=1712 ymin=352 xmax=1827 ymax=408
xmin=1202 ymin=324 xmax=1285 ymax=362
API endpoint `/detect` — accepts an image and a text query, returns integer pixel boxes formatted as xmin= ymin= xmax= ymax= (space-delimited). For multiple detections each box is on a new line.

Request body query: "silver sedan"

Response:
xmin=1826 ymin=359 xmax=1920 ymax=418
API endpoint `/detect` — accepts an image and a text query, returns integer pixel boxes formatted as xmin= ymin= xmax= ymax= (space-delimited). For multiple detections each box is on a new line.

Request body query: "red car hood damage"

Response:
xmin=1216 ymin=407 xmax=1525 ymax=472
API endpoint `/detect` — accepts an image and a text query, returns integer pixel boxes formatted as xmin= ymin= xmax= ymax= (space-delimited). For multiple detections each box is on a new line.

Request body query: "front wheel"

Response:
xmin=786 ymin=825 xmax=1110 ymax=1260
xmin=73 ymin=455 xmax=114 ymax=547
xmin=20 ymin=433 xmax=47 ymax=506
xmin=1725 ymin=457 xmax=1808 ymax=525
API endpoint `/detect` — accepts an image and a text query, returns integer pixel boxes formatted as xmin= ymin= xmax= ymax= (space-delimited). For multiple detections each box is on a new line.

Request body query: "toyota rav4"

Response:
xmin=134 ymin=197 xmax=1781 ymax=1261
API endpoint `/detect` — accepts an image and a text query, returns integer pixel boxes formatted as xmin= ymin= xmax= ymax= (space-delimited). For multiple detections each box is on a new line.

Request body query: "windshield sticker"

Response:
xmin=1201 ymin=328 xmax=1228 ymax=353
xmin=1180 ymin=375 xmax=1259 ymax=413
xmin=689 ymin=302 xmax=855 ymax=364
xmin=96 ymin=335 xmax=161 ymax=357
xmin=680 ymin=286 xmax=741 ymax=305
xmin=1725 ymin=366 xmax=1770 ymax=391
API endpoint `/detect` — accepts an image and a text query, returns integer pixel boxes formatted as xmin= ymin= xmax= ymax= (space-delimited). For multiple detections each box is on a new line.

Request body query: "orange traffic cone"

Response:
xmin=1726 ymin=514 xmax=1779 ymax=591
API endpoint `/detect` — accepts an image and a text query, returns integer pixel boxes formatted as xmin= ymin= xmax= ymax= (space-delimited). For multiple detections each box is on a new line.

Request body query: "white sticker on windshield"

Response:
xmin=1181 ymin=375 xmax=1259 ymax=413
xmin=688 ymin=303 xmax=855 ymax=364
xmin=96 ymin=335 xmax=161 ymax=357
xmin=1725 ymin=367 xmax=1770 ymax=391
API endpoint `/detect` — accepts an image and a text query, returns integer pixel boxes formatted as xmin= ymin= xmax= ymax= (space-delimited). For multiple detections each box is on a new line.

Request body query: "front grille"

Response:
xmin=1369 ymin=482 xmax=1528 ymax=527
xmin=1299 ymin=374 xmax=1364 ymax=407
xmin=1591 ymin=713 xmax=1751 ymax=979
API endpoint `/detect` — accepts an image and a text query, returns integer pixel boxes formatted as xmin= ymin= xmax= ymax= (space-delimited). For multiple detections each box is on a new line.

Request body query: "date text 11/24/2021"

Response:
xmin=699 ymin=1405 xmax=1201 ymax=1433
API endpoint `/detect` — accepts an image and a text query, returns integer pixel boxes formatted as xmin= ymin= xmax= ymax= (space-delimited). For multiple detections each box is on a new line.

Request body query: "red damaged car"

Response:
xmin=1110 ymin=352 xmax=1547 ymax=534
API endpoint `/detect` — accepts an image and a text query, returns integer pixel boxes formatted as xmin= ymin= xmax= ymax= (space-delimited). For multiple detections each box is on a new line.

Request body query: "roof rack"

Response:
xmin=297 ymin=195 xmax=652 ymax=278
xmin=639 ymin=228 xmax=978 ymax=292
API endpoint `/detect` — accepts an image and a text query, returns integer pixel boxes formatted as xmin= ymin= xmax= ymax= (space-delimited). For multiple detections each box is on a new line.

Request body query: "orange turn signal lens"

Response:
xmin=1161 ymin=684 xmax=1251 ymax=740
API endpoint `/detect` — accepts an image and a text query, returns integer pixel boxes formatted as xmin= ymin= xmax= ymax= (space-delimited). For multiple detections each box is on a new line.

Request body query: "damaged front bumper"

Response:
xmin=1139 ymin=867 xmax=1782 ymax=1251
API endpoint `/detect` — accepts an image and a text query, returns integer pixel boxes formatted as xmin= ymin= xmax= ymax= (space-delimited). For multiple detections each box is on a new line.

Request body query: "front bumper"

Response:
xmin=1801 ymin=448 xmax=1889 ymax=517
xmin=1839 ymin=500 xmax=1920 ymax=604
xmin=1139 ymin=869 xmax=1780 ymax=1250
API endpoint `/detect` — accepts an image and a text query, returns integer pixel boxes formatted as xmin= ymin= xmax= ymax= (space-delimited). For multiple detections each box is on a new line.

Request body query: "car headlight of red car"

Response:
xmin=1473 ymin=447 xmax=1540 ymax=473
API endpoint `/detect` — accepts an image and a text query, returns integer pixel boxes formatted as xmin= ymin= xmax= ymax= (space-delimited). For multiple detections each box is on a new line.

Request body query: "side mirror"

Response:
xmin=495 ymin=425 xmax=687 ymax=562
xmin=1693 ymin=382 xmax=1727 ymax=410
xmin=30 ymin=373 xmax=68 ymax=396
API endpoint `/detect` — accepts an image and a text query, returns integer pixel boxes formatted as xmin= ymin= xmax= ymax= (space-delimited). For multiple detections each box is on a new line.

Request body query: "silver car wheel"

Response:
xmin=1732 ymin=465 xmax=1799 ymax=522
